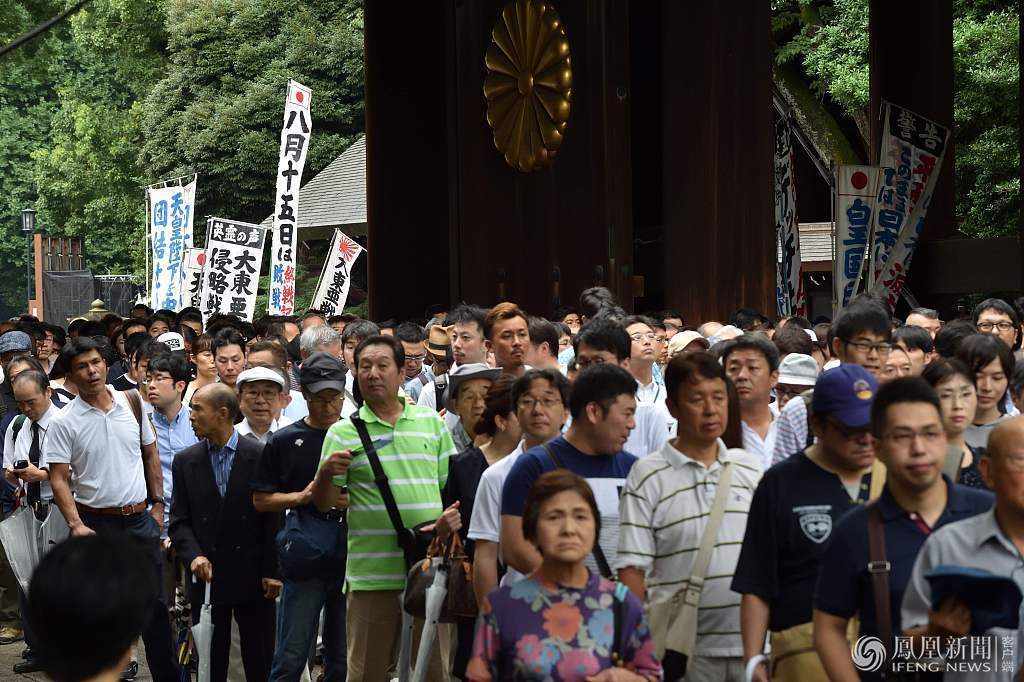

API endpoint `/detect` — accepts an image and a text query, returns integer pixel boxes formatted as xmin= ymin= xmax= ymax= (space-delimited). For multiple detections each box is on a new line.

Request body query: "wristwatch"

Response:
xmin=148 ymin=497 xmax=166 ymax=506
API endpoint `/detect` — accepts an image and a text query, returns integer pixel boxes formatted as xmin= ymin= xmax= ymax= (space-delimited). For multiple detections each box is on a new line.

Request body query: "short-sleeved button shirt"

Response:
xmin=730 ymin=449 xmax=877 ymax=632
xmin=319 ymin=397 xmax=456 ymax=592
xmin=44 ymin=386 xmax=156 ymax=509
xmin=814 ymin=480 xmax=992 ymax=651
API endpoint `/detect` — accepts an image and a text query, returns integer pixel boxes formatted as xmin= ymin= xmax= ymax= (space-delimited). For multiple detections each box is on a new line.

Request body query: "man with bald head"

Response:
xmin=170 ymin=383 xmax=280 ymax=681
xmin=901 ymin=415 xmax=1024 ymax=676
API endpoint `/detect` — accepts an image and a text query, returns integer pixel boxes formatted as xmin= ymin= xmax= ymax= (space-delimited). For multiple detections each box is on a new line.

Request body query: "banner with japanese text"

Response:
xmin=268 ymin=80 xmax=312 ymax=316
xmin=148 ymin=179 xmax=196 ymax=311
xmin=774 ymin=118 xmax=805 ymax=317
xmin=311 ymin=230 xmax=363 ymax=317
xmin=181 ymin=247 xmax=205 ymax=309
xmin=869 ymin=103 xmax=949 ymax=308
xmin=834 ymin=165 xmax=880 ymax=310
xmin=200 ymin=218 xmax=267 ymax=322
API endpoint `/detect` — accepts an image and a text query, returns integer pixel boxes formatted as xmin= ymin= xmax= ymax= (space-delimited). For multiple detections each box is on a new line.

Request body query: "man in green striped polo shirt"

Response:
xmin=313 ymin=334 xmax=460 ymax=682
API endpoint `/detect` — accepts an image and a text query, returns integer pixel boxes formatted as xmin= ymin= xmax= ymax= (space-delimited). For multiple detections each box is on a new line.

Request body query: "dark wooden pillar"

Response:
xmin=364 ymin=2 xmax=451 ymax=321
xmin=870 ymin=0 xmax=956 ymax=313
xmin=660 ymin=0 xmax=775 ymax=323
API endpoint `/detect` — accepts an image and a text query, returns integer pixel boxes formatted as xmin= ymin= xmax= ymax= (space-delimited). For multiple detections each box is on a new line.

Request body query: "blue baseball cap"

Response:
xmin=811 ymin=364 xmax=878 ymax=428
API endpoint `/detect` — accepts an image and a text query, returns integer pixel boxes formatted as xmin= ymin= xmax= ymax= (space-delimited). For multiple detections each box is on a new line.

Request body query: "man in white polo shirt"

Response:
xmin=44 ymin=336 xmax=179 ymax=682
xmin=618 ymin=352 xmax=762 ymax=682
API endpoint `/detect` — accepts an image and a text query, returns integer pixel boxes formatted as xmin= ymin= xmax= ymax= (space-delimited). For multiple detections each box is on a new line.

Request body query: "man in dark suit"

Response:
xmin=170 ymin=383 xmax=280 ymax=682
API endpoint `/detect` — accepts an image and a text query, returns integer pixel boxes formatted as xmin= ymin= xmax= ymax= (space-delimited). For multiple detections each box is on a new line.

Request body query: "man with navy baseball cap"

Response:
xmin=813 ymin=377 xmax=993 ymax=681
xmin=733 ymin=364 xmax=889 ymax=682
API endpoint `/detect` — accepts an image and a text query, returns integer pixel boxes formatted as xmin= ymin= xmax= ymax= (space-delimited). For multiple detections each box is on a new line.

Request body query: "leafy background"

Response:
xmin=0 ymin=0 xmax=1018 ymax=319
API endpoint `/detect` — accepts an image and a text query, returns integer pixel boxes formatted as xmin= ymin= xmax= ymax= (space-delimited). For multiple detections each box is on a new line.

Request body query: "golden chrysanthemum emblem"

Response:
xmin=484 ymin=0 xmax=572 ymax=172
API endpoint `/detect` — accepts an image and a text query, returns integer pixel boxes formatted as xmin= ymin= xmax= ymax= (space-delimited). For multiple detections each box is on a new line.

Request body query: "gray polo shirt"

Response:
xmin=902 ymin=508 xmax=1024 ymax=681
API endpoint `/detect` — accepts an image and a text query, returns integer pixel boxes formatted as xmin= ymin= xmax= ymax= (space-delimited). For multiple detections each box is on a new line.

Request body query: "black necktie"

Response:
xmin=27 ymin=423 xmax=40 ymax=507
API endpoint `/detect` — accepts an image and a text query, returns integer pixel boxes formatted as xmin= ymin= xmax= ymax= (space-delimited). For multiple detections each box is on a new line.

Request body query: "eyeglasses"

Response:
xmin=575 ymin=357 xmax=610 ymax=370
xmin=517 ymin=397 xmax=562 ymax=411
xmin=775 ymin=386 xmax=806 ymax=401
xmin=404 ymin=354 xmax=426 ymax=363
xmin=630 ymin=332 xmax=657 ymax=343
xmin=884 ymin=428 xmax=946 ymax=447
xmin=307 ymin=393 xmax=344 ymax=407
xmin=825 ymin=417 xmax=871 ymax=440
xmin=842 ymin=339 xmax=895 ymax=356
xmin=978 ymin=321 xmax=1015 ymax=333
xmin=240 ymin=388 xmax=281 ymax=402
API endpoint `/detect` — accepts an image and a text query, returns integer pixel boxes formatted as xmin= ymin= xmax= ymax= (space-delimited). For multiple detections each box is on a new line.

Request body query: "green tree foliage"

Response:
xmin=773 ymin=0 xmax=1019 ymax=239
xmin=140 ymin=0 xmax=364 ymax=226
xmin=0 ymin=0 xmax=363 ymax=318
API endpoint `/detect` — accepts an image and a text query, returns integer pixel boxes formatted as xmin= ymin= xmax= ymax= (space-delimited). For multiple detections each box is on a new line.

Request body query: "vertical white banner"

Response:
xmin=268 ymin=80 xmax=312 ymax=316
xmin=181 ymin=247 xmax=206 ymax=309
xmin=148 ymin=179 xmax=197 ymax=311
xmin=311 ymin=230 xmax=364 ymax=317
xmin=774 ymin=118 xmax=805 ymax=317
xmin=834 ymin=165 xmax=880 ymax=310
xmin=869 ymin=103 xmax=950 ymax=308
xmin=200 ymin=218 xmax=268 ymax=322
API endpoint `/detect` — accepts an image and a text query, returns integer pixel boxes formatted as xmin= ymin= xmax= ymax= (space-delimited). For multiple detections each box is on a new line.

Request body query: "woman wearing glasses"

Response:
xmin=923 ymin=358 xmax=987 ymax=488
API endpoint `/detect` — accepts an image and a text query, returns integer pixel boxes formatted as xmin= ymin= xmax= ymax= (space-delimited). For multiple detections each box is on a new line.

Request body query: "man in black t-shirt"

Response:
xmin=252 ymin=352 xmax=348 ymax=682
xmin=731 ymin=365 xmax=884 ymax=682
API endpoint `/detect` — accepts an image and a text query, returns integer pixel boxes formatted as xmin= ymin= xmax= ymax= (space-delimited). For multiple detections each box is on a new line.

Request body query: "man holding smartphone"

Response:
xmin=2 ymin=370 xmax=57 ymax=673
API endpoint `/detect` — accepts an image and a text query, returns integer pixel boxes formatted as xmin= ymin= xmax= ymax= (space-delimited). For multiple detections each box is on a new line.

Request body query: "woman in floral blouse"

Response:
xmin=467 ymin=470 xmax=661 ymax=681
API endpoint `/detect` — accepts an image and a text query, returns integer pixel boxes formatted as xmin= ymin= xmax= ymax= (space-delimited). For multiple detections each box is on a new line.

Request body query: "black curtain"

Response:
xmin=42 ymin=270 xmax=93 ymax=325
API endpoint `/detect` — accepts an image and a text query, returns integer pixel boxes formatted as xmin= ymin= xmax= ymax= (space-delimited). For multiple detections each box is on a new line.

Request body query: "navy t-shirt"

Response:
xmin=814 ymin=480 xmax=992 ymax=647
xmin=731 ymin=450 xmax=877 ymax=632
xmin=251 ymin=420 xmax=329 ymax=495
xmin=501 ymin=436 xmax=637 ymax=572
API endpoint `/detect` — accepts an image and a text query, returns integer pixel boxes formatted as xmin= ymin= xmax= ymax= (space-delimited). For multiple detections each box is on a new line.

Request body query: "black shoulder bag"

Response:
xmin=352 ymin=416 xmax=433 ymax=568
xmin=541 ymin=443 xmax=614 ymax=579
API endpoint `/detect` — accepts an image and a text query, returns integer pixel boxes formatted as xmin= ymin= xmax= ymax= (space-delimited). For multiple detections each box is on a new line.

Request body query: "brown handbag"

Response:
xmin=403 ymin=534 xmax=478 ymax=623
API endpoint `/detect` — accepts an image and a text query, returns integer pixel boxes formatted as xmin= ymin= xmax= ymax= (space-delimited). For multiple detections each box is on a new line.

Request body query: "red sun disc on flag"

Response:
xmin=851 ymin=171 xmax=868 ymax=189
xmin=197 ymin=252 xmax=206 ymax=266
xmin=295 ymin=91 xmax=304 ymax=103
xmin=338 ymin=237 xmax=357 ymax=261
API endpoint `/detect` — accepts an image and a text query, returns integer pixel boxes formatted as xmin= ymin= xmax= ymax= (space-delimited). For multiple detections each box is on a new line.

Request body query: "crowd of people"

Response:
xmin=3 ymin=287 xmax=1024 ymax=681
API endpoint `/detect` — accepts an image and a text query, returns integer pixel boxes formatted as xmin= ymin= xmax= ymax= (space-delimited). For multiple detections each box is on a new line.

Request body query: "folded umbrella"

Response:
xmin=37 ymin=504 xmax=69 ymax=558
xmin=411 ymin=557 xmax=449 ymax=682
xmin=191 ymin=580 xmax=213 ymax=682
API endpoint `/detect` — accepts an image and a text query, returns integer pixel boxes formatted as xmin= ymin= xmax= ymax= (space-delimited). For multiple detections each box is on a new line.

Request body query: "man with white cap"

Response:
xmin=775 ymin=353 xmax=819 ymax=411
xmin=235 ymin=366 xmax=293 ymax=444
xmin=445 ymin=363 xmax=502 ymax=452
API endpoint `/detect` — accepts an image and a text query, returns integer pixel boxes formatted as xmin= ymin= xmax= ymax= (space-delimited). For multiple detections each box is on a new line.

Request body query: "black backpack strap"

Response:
xmin=541 ymin=442 xmax=613 ymax=579
xmin=353 ymin=416 xmax=409 ymax=542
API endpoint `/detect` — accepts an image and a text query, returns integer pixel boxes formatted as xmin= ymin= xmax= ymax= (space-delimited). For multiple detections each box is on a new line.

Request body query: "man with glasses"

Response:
xmin=145 ymin=352 xmax=199 ymax=620
xmin=253 ymin=353 xmax=350 ymax=682
xmin=624 ymin=316 xmax=665 ymax=407
xmin=394 ymin=322 xmax=432 ymax=402
xmin=900 ymin=415 xmax=1024 ymax=678
xmin=660 ymin=310 xmax=685 ymax=340
xmin=235 ymin=366 xmax=293 ymax=444
xmin=813 ymin=378 xmax=992 ymax=681
xmin=973 ymin=297 xmax=1022 ymax=352
xmin=772 ymin=296 xmax=894 ymax=464
xmin=734 ymin=365 xmax=885 ymax=682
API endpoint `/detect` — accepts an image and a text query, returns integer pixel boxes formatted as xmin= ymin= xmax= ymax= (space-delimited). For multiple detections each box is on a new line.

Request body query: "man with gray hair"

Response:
xmin=905 ymin=307 xmax=941 ymax=339
xmin=299 ymin=324 xmax=343 ymax=362
xmin=340 ymin=320 xmax=380 ymax=418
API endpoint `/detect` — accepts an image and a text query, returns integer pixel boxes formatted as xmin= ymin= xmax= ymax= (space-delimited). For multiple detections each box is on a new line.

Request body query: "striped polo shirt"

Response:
xmin=616 ymin=440 xmax=762 ymax=657
xmin=319 ymin=397 xmax=456 ymax=592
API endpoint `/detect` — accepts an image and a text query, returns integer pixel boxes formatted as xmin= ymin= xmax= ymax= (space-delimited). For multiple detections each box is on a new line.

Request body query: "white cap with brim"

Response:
xmin=236 ymin=366 xmax=286 ymax=389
